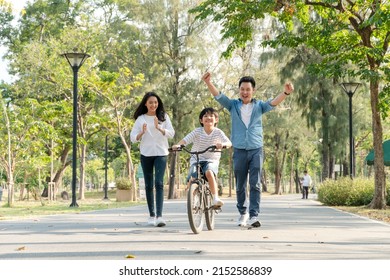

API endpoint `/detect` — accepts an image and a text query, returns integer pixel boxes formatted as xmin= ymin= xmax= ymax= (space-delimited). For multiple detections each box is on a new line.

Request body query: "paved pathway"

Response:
xmin=1 ymin=194 xmax=390 ymax=260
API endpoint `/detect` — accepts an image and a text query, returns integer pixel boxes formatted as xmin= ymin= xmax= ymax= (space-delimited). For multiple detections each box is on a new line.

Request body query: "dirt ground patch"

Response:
xmin=337 ymin=206 xmax=390 ymax=224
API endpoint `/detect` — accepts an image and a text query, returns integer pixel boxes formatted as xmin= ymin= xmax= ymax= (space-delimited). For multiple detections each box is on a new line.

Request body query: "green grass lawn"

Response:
xmin=0 ymin=190 xmax=144 ymax=220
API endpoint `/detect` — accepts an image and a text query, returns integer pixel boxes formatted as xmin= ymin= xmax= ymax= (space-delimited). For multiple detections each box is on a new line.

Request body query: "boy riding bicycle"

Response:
xmin=172 ymin=107 xmax=231 ymax=207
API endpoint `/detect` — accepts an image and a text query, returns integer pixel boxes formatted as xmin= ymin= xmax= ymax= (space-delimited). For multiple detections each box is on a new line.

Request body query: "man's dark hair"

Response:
xmin=239 ymin=76 xmax=256 ymax=89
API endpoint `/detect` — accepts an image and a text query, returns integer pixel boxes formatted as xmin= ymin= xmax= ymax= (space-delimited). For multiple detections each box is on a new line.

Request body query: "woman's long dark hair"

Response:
xmin=133 ymin=92 xmax=166 ymax=122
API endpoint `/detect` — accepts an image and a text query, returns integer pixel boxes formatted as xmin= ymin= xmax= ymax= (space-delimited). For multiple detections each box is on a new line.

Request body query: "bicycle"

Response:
xmin=170 ymin=144 xmax=225 ymax=234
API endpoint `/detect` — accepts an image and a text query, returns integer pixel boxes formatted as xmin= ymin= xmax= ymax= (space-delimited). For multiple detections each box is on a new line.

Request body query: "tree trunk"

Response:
xmin=289 ymin=153 xmax=295 ymax=193
xmin=2 ymin=98 xmax=15 ymax=206
xmin=295 ymin=168 xmax=301 ymax=194
xmin=20 ymin=171 xmax=27 ymax=201
xmin=273 ymin=139 xmax=281 ymax=194
xmin=261 ymin=168 xmax=268 ymax=192
xmin=127 ymin=136 xmax=137 ymax=201
xmin=368 ymin=80 xmax=386 ymax=209
xmin=168 ymin=152 xmax=176 ymax=199
xmin=78 ymin=143 xmax=87 ymax=200
xmin=274 ymin=170 xmax=282 ymax=195
xmin=321 ymin=118 xmax=330 ymax=180
xmin=43 ymin=145 xmax=71 ymax=199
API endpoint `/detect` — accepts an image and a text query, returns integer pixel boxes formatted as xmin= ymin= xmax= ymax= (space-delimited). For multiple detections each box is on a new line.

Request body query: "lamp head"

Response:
xmin=62 ymin=52 xmax=90 ymax=69
xmin=340 ymin=82 xmax=361 ymax=97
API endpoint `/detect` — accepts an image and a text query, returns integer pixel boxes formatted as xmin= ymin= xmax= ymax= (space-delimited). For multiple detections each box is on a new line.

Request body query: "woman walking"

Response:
xmin=130 ymin=92 xmax=175 ymax=227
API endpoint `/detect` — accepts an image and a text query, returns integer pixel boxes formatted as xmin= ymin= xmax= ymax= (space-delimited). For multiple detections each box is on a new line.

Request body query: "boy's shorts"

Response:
xmin=187 ymin=161 xmax=219 ymax=181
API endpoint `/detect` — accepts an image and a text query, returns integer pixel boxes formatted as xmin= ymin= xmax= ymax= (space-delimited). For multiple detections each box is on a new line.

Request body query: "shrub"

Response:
xmin=318 ymin=177 xmax=390 ymax=206
xmin=317 ymin=177 xmax=375 ymax=206
xmin=115 ymin=177 xmax=132 ymax=190
xmin=387 ymin=186 xmax=390 ymax=206
xmin=345 ymin=179 xmax=374 ymax=206
xmin=317 ymin=178 xmax=351 ymax=206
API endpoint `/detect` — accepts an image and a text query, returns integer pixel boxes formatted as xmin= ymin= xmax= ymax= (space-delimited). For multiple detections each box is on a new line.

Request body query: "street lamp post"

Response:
xmin=340 ymin=82 xmax=361 ymax=178
xmin=62 ymin=52 xmax=90 ymax=207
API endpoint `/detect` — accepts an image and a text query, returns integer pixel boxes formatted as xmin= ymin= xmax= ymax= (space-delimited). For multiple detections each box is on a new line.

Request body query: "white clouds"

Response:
xmin=11 ymin=0 xmax=28 ymax=14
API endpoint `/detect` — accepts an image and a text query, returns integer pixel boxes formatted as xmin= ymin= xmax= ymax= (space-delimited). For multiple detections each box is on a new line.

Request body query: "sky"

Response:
xmin=0 ymin=0 xmax=28 ymax=83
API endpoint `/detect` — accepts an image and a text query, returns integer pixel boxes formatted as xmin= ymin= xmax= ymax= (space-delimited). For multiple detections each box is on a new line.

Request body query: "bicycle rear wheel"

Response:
xmin=205 ymin=188 xmax=215 ymax=231
xmin=187 ymin=183 xmax=204 ymax=234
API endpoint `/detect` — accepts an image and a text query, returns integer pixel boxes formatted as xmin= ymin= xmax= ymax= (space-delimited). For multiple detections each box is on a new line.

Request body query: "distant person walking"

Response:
xmin=130 ymin=92 xmax=175 ymax=227
xmin=301 ymin=170 xmax=312 ymax=199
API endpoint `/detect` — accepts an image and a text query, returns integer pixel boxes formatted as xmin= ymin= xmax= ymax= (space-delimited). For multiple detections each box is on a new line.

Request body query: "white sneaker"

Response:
xmin=237 ymin=213 xmax=249 ymax=227
xmin=147 ymin=217 xmax=156 ymax=226
xmin=213 ymin=198 xmax=224 ymax=207
xmin=248 ymin=216 xmax=261 ymax=227
xmin=155 ymin=217 xmax=166 ymax=227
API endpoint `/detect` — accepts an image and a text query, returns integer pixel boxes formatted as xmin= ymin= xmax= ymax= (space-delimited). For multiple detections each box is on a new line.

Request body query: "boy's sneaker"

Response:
xmin=213 ymin=198 xmax=224 ymax=207
xmin=155 ymin=217 xmax=166 ymax=227
xmin=147 ymin=217 xmax=156 ymax=226
xmin=237 ymin=213 xmax=249 ymax=227
xmin=248 ymin=216 xmax=261 ymax=228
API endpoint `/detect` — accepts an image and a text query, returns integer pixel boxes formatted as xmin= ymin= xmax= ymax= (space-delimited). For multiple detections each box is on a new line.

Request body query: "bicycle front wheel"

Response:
xmin=205 ymin=188 xmax=215 ymax=231
xmin=187 ymin=183 xmax=204 ymax=234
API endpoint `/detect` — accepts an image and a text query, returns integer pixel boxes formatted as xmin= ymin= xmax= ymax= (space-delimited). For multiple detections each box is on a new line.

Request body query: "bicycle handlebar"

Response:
xmin=169 ymin=144 xmax=226 ymax=155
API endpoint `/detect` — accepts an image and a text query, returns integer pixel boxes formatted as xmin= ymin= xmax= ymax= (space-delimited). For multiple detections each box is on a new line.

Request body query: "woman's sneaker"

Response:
xmin=155 ymin=217 xmax=166 ymax=227
xmin=147 ymin=217 xmax=156 ymax=226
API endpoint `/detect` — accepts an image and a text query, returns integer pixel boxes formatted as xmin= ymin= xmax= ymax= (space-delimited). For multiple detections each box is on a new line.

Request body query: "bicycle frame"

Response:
xmin=170 ymin=145 xmax=223 ymax=233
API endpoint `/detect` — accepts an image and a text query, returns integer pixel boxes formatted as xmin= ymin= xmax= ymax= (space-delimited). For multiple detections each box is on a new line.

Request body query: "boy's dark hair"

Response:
xmin=133 ymin=92 xmax=166 ymax=122
xmin=239 ymin=76 xmax=256 ymax=89
xmin=199 ymin=107 xmax=218 ymax=127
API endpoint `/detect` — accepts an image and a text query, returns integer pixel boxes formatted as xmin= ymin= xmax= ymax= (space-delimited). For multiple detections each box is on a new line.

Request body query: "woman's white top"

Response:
xmin=130 ymin=114 xmax=175 ymax=156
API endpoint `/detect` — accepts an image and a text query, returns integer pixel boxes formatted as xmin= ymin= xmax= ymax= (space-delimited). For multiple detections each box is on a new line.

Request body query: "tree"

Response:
xmin=0 ymin=0 xmax=91 ymax=202
xmin=0 ymin=94 xmax=14 ymax=205
xmin=0 ymin=93 xmax=54 ymax=205
xmin=191 ymin=0 xmax=390 ymax=209
xmin=93 ymin=68 xmax=144 ymax=201
xmin=126 ymin=0 xmax=221 ymax=197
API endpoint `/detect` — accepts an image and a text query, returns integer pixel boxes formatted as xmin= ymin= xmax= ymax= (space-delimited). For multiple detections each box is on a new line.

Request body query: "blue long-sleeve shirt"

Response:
xmin=215 ymin=93 xmax=274 ymax=150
